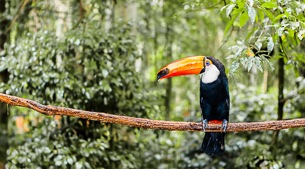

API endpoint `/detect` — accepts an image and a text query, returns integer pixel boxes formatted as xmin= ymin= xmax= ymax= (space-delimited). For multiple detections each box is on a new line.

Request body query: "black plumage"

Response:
xmin=200 ymin=56 xmax=230 ymax=156
xmin=156 ymin=55 xmax=230 ymax=156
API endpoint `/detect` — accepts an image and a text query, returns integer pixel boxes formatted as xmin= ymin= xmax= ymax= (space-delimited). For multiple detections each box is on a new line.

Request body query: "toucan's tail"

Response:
xmin=201 ymin=132 xmax=225 ymax=156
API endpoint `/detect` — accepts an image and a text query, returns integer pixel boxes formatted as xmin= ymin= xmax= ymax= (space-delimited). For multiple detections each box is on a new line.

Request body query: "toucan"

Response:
xmin=157 ymin=56 xmax=230 ymax=156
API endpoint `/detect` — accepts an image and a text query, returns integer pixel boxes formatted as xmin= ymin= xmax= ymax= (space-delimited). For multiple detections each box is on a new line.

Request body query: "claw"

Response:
xmin=221 ymin=119 xmax=228 ymax=132
xmin=202 ymin=119 xmax=208 ymax=132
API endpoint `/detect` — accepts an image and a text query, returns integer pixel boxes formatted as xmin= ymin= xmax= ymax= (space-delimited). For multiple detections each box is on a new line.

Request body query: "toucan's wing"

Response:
xmin=222 ymin=75 xmax=230 ymax=120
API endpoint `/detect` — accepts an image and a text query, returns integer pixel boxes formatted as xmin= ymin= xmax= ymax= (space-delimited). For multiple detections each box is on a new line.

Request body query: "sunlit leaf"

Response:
xmin=248 ymin=6 xmax=256 ymax=24
xmin=297 ymin=29 xmax=305 ymax=40
xmin=224 ymin=14 xmax=238 ymax=35
xmin=226 ymin=4 xmax=236 ymax=17
xmin=239 ymin=12 xmax=249 ymax=27
xmin=275 ymin=13 xmax=287 ymax=21
xmin=246 ymin=47 xmax=255 ymax=57
xmin=230 ymin=60 xmax=240 ymax=73
xmin=267 ymin=37 xmax=274 ymax=53
xmin=257 ymin=8 xmax=265 ymax=22
xmin=226 ymin=54 xmax=236 ymax=59
xmin=247 ymin=57 xmax=254 ymax=72
xmin=248 ymin=0 xmax=254 ymax=7
xmin=254 ymin=57 xmax=263 ymax=72
xmin=255 ymin=41 xmax=262 ymax=50
xmin=261 ymin=2 xmax=277 ymax=8
xmin=262 ymin=8 xmax=275 ymax=22
xmin=262 ymin=57 xmax=275 ymax=71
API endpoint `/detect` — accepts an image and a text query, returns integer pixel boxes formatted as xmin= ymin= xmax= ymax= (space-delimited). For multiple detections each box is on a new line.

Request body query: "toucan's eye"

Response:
xmin=206 ymin=61 xmax=210 ymax=66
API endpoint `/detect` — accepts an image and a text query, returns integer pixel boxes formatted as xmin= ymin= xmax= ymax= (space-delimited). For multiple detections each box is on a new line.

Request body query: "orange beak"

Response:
xmin=157 ymin=56 xmax=206 ymax=80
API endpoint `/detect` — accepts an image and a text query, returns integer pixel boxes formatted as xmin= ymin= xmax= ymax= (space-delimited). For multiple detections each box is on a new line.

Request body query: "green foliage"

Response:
xmin=1 ymin=0 xmax=305 ymax=168
xmin=1 ymin=15 xmax=160 ymax=168
xmin=2 ymin=23 xmax=154 ymax=116
xmin=222 ymin=0 xmax=305 ymax=73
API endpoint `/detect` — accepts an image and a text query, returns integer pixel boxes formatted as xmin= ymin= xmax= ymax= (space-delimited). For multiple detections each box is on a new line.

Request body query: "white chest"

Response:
xmin=201 ymin=65 xmax=220 ymax=84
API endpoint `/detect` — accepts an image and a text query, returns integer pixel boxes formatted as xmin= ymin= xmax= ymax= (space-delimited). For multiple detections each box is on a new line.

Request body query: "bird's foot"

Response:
xmin=221 ymin=119 xmax=228 ymax=132
xmin=202 ymin=119 xmax=208 ymax=132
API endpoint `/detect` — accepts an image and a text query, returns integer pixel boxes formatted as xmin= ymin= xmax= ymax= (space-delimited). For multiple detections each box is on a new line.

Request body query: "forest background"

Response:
xmin=1 ymin=0 xmax=305 ymax=168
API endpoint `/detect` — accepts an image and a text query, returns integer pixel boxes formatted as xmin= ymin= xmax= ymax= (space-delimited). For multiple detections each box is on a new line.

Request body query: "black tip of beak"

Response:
xmin=157 ymin=68 xmax=169 ymax=81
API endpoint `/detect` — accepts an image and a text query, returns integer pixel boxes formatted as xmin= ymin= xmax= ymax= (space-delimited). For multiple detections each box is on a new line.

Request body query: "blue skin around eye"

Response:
xmin=206 ymin=62 xmax=210 ymax=66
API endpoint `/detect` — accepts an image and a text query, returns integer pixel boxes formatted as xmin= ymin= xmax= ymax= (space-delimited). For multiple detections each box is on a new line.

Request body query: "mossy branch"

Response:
xmin=0 ymin=93 xmax=304 ymax=132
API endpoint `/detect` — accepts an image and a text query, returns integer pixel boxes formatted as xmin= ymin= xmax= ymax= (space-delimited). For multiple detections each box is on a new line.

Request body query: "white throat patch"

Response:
xmin=201 ymin=64 xmax=220 ymax=84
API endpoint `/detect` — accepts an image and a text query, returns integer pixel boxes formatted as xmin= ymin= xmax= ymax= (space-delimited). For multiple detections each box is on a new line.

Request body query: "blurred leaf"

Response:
xmin=262 ymin=8 xmax=275 ymax=22
xmin=267 ymin=37 xmax=274 ymax=53
xmin=247 ymin=6 xmax=256 ymax=24
xmin=239 ymin=12 xmax=249 ymax=27
xmin=226 ymin=4 xmax=236 ymax=17
xmin=248 ymin=0 xmax=254 ymax=7
xmin=225 ymin=14 xmax=239 ymax=35
xmin=261 ymin=2 xmax=277 ymax=9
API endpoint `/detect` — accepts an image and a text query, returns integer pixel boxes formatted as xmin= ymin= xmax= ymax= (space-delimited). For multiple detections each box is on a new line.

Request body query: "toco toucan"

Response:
xmin=157 ymin=56 xmax=230 ymax=156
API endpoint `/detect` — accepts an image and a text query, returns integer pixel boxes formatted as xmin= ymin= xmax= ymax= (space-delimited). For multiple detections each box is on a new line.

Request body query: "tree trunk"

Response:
xmin=277 ymin=56 xmax=285 ymax=121
xmin=272 ymin=38 xmax=285 ymax=146
xmin=164 ymin=4 xmax=174 ymax=120
xmin=262 ymin=64 xmax=269 ymax=93
xmin=0 ymin=0 xmax=9 ymax=166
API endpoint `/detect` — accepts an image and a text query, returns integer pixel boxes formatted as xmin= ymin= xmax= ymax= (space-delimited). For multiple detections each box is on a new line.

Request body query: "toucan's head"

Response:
xmin=157 ymin=56 xmax=224 ymax=82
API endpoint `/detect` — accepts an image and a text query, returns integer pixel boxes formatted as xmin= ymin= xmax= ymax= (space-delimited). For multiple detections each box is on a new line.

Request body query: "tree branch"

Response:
xmin=0 ymin=93 xmax=305 ymax=132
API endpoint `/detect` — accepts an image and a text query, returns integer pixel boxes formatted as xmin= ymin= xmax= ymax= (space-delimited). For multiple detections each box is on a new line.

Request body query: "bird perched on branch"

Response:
xmin=157 ymin=56 xmax=230 ymax=156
